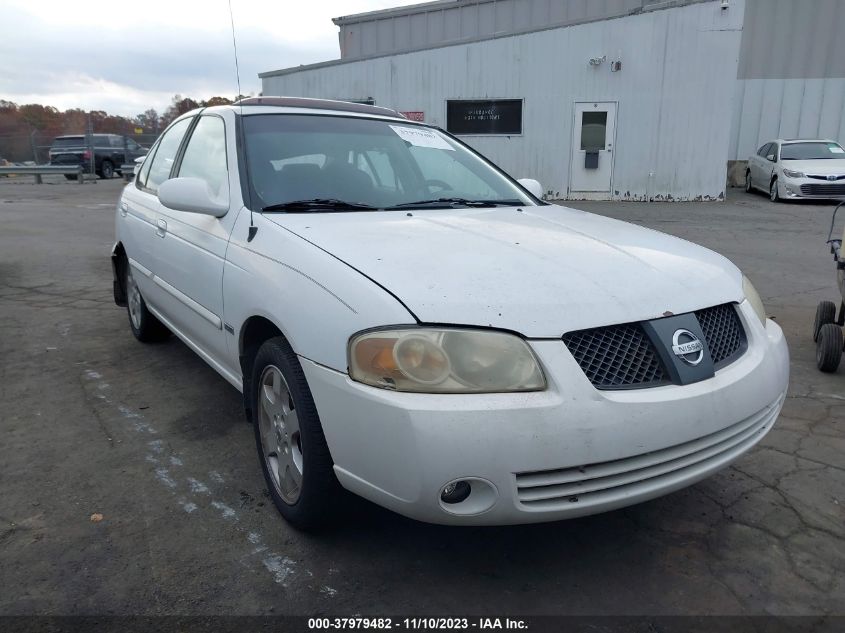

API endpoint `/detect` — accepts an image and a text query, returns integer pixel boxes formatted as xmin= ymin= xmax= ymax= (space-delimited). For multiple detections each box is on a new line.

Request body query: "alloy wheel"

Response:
xmin=258 ymin=365 xmax=303 ymax=504
xmin=126 ymin=269 xmax=142 ymax=330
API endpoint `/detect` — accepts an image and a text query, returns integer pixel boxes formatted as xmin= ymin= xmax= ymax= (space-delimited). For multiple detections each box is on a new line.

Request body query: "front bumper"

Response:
xmin=779 ymin=176 xmax=845 ymax=200
xmin=303 ymin=301 xmax=789 ymax=525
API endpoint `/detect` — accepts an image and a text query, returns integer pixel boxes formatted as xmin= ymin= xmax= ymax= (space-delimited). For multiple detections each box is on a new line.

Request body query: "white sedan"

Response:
xmin=112 ymin=98 xmax=789 ymax=528
xmin=746 ymin=139 xmax=845 ymax=201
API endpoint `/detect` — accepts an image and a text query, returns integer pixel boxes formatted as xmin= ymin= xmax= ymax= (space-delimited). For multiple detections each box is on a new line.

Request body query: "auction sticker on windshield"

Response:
xmin=390 ymin=125 xmax=455 ymax=151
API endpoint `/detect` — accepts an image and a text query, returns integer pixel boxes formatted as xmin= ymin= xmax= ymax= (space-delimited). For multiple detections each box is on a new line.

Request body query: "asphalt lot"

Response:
xmin=0 ymin=176 xmax=843 ymax=616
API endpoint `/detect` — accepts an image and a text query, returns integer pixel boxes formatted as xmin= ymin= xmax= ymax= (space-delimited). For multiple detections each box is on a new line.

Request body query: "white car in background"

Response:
xmin=746 ymin=139 xmax=845 ymax=202
xmin=111 ymin=98 xmax=789 ymax=529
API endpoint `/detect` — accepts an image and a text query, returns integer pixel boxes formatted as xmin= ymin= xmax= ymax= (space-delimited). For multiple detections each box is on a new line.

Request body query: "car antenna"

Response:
xmin=228 ymin=0 xmax=257 ymax=242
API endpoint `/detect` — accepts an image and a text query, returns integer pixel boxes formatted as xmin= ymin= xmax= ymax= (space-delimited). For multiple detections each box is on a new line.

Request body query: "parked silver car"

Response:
xmin=745 ymin=139 xmax=845 ymax=202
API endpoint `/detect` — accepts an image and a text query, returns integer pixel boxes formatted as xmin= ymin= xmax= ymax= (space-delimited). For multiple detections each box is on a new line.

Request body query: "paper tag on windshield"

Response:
xmin=390 ymin=125 xmax=455 ymax=151
xmin=829 ymin=144 xmax=844 ymax=154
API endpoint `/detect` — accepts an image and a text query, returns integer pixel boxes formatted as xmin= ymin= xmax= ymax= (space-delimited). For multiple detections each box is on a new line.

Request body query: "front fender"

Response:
xmin=222 ymin=213 xmax=415 ymax=373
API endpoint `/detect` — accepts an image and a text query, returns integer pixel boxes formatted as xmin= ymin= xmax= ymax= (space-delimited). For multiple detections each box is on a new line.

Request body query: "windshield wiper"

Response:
xmin=385 ymin=198 xmax=523 ymax=209
xmin=262 ymin=198 xmax=379 ymax=212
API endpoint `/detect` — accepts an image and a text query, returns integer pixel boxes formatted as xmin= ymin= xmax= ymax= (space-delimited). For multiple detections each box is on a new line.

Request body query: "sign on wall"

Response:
xmin=446 ymin=99 xmax=522 ymax=135
xmin=400 ymin=111 xmax=425 ymax=122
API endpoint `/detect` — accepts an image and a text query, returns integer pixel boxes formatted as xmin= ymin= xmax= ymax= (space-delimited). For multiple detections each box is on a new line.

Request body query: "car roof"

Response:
xmin=772 ymin=138 xmax=838 ymax=145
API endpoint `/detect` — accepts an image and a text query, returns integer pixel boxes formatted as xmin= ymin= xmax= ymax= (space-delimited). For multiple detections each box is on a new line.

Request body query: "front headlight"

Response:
xmin=742 ymin=275 xmax=767 ymax=325
xmin=782 ymin=168 xmax=804 ymax=179
xmin=349 ymin=328 xmax=546 ymax=393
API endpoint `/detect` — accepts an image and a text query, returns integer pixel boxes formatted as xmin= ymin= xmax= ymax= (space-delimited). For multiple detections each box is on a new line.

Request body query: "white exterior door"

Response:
xmin=570 ymin=102 xmax=617 ymax=195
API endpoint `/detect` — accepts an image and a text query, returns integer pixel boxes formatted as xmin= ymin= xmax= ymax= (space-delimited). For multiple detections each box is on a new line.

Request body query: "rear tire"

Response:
xmin=125 ymin=265 xmax=170 ymax=343
xmin=770 ymin=178 xmax=781 ymax=202
xmin=251 ymin=336 xmax=341 ymax=530
xmin=745 ymin=170 xmax=753 ymax=193
xmin=813 ymin=301 xmax=837 ymax=342
xmin=816 ymin=324 xmax=843 ymax=373
xmin=99 ymin=160 xmax=114 ymax=180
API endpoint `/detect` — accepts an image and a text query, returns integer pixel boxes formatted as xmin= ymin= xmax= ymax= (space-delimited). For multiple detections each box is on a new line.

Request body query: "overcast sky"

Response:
xmin=0 ymin=0 xmax=421 ymax=117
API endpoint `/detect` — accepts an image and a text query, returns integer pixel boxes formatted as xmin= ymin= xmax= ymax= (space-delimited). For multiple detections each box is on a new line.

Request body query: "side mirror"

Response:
xmin=518 ymin=178 xmax=543 ymax=199
xmin=158 ymin=177 xmax=228 ymax=217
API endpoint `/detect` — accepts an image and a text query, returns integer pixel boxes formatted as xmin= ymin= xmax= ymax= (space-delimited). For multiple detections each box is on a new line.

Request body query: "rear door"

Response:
xmin=152 ymin=114 xmax=234 ymax=366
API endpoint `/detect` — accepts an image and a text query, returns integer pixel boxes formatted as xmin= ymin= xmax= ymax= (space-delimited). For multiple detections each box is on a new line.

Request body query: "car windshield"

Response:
xmin=780 ymin=142 xmax=845 ymax=160
xmin=242 ymin=114 xmax=534 ymax=211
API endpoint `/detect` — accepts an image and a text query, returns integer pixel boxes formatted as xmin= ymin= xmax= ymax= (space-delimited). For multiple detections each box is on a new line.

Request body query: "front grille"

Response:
xmin=514 ymin=393 xmax=784 ymax=510
xmin=562 ymin=323 xmax=666 ymax=390
xmin=694 ymin=303 xmax=745 ymax=368
xmin=563 ymin=303 xmax=746 ymax=390
xmin=800 ymin=183 xmax=845 ymax=196
xmin=807 ymin=174 xmax=845 ymax=181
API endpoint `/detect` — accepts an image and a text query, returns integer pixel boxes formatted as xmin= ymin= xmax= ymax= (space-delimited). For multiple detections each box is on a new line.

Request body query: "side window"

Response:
xmin=770 ymin=144 xmax=779 ymax=161
xmin=176 ymin=116 xmax=228 ymax=199
xmin=127 ymin=139 xmax=140 ymax=151
xmin=144 ymin=118 xmax=192 ymax=193
xmin=111 ymin=136 xmax=123 ymax=148
xmin=756 ymin=144 xmax=768 ymax=157
xmin=137 ymin=140 xmax=157 ymax=187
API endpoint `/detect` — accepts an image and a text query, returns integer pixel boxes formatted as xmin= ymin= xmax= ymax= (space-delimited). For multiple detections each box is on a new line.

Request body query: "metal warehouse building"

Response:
xmin=260 ymin=0 xmax=845 ymax=201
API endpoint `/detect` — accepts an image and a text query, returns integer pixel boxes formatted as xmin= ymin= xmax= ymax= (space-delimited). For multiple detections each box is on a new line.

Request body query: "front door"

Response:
xmin=153 ymin=114 xmax=235 ymax=370
xmin=570 ymin=102 xmax=617 ymax=195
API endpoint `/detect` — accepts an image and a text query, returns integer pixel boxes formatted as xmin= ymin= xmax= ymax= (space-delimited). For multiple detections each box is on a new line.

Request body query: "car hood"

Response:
xmin=782 ymin=159 xmax=845 ymax=174
xmin=268 ymin=205 xmax=743 ymax=337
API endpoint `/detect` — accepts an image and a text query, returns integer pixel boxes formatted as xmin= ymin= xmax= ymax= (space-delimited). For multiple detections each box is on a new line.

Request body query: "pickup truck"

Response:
xmin=49 ymin=134 xmax=147 ymax=180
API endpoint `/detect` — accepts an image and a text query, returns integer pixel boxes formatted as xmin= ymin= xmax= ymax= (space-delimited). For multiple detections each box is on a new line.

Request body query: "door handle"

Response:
xmin=156 ymin=219 xmax=167 ymax=238
xmin=120 ymin=201 xmax=128 ymax=217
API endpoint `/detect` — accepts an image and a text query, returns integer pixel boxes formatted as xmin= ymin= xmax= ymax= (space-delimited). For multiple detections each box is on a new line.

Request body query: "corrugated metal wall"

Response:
xmin=263 ymin=1 xmax=743 ymax=201
xmin=729 ymin=0 xmax=845 ymax=159
xmin=336 ymin=0 xmax=654 ymax=59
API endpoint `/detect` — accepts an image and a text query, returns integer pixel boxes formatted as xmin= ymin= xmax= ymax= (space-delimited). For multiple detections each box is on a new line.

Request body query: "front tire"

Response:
xmin=816 ymin=324 xmax=843 ymax=373
xmin=251 ymin=337 xmax=340 ymax=530
xmin=125 ymin=266 xmax=170 ymax=342
xmin=770 ymin=178 xmax=781 ymax=202
xmin=745 ymin=170 xmax=753 ymax=193
xmin=99 ymin=160 xmax=114 ymax=179
xmin=813 ymin=301 xmax=837 ymax=342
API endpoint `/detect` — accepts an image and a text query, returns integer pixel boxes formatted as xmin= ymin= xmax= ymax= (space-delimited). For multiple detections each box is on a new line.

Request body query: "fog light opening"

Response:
xmin=440 ymin=480 xmax=471 ymax=504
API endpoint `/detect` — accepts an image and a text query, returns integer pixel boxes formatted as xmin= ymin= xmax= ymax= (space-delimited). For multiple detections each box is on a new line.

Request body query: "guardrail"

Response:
xmin=0 ymin=165 xmax=84 ymax=184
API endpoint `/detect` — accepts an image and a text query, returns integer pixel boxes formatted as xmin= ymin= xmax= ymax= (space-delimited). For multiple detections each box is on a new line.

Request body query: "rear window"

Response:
xmin=52 ymin=137 xmax=84 ymax=148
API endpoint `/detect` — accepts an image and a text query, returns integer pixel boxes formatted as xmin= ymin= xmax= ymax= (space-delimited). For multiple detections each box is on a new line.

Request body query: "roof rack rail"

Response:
xmin=233 ymin=96 xmax=406 ymax=120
